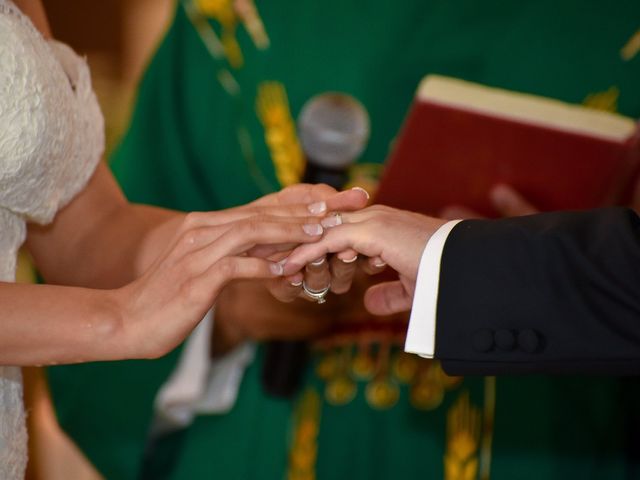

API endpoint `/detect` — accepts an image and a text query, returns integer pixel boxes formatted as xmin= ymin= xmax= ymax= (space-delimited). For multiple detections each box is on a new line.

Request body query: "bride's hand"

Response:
xmin=112 ymin=213 xmax=324 ymax=360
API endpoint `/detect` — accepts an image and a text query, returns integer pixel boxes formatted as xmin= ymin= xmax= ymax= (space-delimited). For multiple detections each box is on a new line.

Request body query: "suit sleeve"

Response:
xmin=432 ymin=207 xmax=640 ymax=375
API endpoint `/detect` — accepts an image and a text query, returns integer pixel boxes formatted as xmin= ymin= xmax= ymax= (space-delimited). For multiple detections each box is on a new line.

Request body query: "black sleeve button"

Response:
xmin=518 ymin=329 xmax=541 ymax=353
xmin=471 ymin=329 xmax=494 ymax=353
xmin=494 ymin=329 xmax=516 ymax=351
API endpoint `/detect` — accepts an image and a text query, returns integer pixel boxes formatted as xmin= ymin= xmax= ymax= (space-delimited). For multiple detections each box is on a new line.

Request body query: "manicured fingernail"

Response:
xmin=287 ymin=272 xmax=303 ymax=286
xmin=270 ymin=262 xmax=284 ymax=275
xmin=351 ymin=186 xmax=370 ymax=200
xmin=373 ymin=258 xmax=386 ymax=268
xmin=311 ymin=256 xmax=326 ymax=266
xmin=341 ymin=255 xmax=358 ymax=264
xmin=321 ymin=213 xmax=342 ymax=228
xmin=303 ymin=224 xmax=323 ymax=236
xmin=308 ymin=201 xmax=327 ymax=215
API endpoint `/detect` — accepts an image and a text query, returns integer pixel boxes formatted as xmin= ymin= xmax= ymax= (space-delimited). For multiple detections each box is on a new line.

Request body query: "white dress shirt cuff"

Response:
xmin=404 ymin=219 xmax=462 ymax=358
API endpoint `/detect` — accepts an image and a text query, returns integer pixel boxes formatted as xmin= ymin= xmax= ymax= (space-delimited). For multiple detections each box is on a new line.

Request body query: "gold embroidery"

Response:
xmin=315 ymin=349 xmax=339 ymax=381
xmin=365 ymin=342 xmax=399 ymax=410
xmin=197 ymin=0 xmax=269 ymax=67
xmin=197 ymin=0 xmax=244 ymax=67
xmin=314 ymin=330 xmax=462 ymax=411
xmin=391 ymin=352 xmax=418 ymax=384
xmin=621 ymin=28 xmax=640 ymax=61
xmin=410 ymin=360 xmax=444 ymax=410
xmin=185 ymin=0 xmax=278 ymax=194
xmin=583 ymin=86 xmax=620 ymax=113
xmin=479 ymin=377 xmax=496 ymax=480
xmin=324 ymin=347 xmax=357 ymax=406
xmin=310 ymin=344 xmax=497 ymax=478
xmin=351 ymin=343 xmax=376 ymax=380
xmin=288 ymin=388 xmax=321 ymax=480
xmin=256 ymin=82 xmax=306 ymax=187
xmin=445 ymin=391 xmax=481 ymax=480
xmin=234 ymin=0 xmax=270 ymax=49
xmin=409 ymin=360 xmax=462 ymax=411
xmin=366 ymin=377 xmax=400 ymax=409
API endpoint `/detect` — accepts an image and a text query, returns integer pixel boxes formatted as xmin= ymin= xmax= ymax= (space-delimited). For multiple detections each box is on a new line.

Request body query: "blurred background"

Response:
xmin=22 ymin=1 xmax=174 ymax=478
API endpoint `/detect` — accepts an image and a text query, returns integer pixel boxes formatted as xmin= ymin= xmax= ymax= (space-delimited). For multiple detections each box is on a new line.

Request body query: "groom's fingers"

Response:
xmin=283 ymin=224 xmax=361 ymax=275
xmin=361 ymin=256 xmax=387 ymax=275
xmin=364 ymin=281 xmax=413 ymax=316
xmin=266 ymin=273 xmax=304 ymax=303
xmin=329 ymin=254 xmax=358 ymax=294
xmin=301 ymin=256 xmax=331 ymax=301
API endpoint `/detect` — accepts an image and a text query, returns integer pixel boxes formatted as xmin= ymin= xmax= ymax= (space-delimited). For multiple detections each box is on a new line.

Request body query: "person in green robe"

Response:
xmin=48 ymin=0 xmax=640 ymax=479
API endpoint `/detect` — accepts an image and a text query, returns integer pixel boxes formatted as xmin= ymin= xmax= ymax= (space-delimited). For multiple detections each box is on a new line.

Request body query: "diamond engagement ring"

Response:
xmin=302 ymin=281 xmax=330 ymax=304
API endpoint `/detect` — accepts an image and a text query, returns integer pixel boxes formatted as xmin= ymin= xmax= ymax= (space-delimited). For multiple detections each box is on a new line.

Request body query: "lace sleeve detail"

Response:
xmin=0 ymin=0 xmax=103 ymax=224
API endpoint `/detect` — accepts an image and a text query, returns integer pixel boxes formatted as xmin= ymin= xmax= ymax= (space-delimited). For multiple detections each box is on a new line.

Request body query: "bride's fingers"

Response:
xmin=256 ymin=183 xmax=337 ymax=207
xmin=181 ymin=204 xmax=331 ymax=232
xmin=364 ymin=281 xmax=413 ymax=316
xmin=170 ymin=215 xmax=323 ymax=261
xmin=201 ymin=257 xmax=288 ymax=304
xmin=247 ymin=243 xmax=299 ymax=258
xmin=187 ymin=218 xmax=324 ymax=275
xmin=266 ymin=184 xmax=369 ymax=211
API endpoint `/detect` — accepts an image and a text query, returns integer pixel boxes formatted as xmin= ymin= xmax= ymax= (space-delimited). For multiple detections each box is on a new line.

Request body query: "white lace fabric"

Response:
xmin=0 ymin=0 xmax=104 ymax=477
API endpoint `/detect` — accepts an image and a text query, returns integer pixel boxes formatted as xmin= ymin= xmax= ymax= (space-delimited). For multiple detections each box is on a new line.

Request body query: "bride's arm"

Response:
xmin=27 ymin=163 xmax=186 ymax=289
xmin=3 ymin=211 xmax=315 ymax=366
xmin=7 ymin=177 xmax=323 ymax=366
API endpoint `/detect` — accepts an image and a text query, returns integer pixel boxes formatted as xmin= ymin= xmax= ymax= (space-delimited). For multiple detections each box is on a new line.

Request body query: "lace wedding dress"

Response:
xmin=0 ymin=1 xmax=103 ymax=477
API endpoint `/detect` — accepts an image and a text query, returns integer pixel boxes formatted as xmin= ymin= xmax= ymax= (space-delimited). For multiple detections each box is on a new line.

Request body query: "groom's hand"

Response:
xmin=284 ymin=205 xmax=447 ymax=316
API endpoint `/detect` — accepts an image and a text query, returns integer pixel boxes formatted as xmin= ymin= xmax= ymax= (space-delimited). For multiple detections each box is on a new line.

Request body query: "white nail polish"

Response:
xmin=341 ymin=255 xmax=358 ymax=264
xmin=270 ymin=263 xmax=284 ymax=275
xmin=321 ymin=213 xmax=342 ymax=228
xmin=303 ymin=224 xmax=323 ymax=236
xmin=374 ymin=260 xmax=387 ymax=268
xmin=311 ymin=256 xmax=326 ymax=266
xmin=290 ymin=280 xmax=303 ymax=287
xmin=351 ymin=186 xmax=370 ymax=200
xmin=308 ymin=201 xmax=327 ymax=215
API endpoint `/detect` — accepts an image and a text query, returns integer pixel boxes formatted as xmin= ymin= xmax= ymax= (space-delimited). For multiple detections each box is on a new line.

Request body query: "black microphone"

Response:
xmin=261 ymin=93 xmax=370 ymax=398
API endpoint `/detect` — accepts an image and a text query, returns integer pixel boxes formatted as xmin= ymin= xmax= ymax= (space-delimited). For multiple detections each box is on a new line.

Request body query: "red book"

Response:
xmin=376 ymin=75 xmax=640 ymax=217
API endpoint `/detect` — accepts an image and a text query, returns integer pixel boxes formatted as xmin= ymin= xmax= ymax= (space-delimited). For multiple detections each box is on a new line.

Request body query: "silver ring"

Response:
xmin=302 ymin=281 xmax=330 ymax=304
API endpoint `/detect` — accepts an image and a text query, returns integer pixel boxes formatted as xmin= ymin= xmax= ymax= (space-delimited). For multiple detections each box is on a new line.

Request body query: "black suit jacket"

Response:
xmin=434 ymin=207 xmax=640 ymax=375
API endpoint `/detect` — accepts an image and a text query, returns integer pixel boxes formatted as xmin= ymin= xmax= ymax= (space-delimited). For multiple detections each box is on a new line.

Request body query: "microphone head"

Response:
xmin=298 ymin=93 xmax=370 ymax=169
